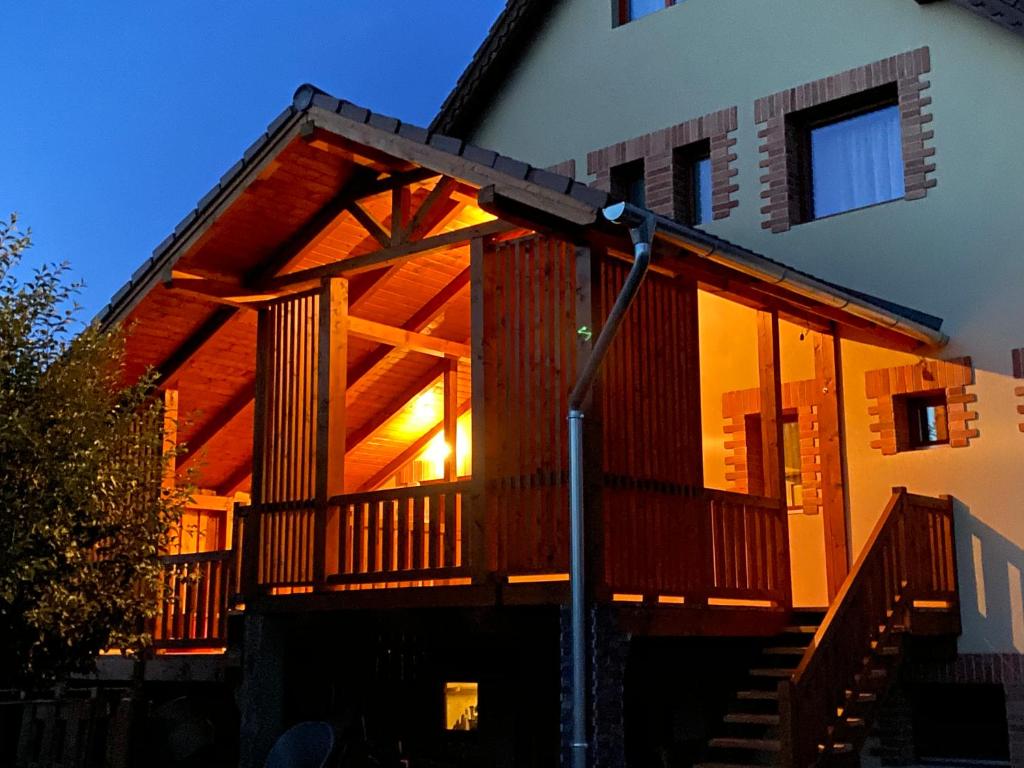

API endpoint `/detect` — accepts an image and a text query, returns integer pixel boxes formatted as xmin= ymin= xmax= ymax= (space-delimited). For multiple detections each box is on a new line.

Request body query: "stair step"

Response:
xmin=695 ymin=763 xmax=765 ymax=768
xmin=710 ymin=737 xmax=781 ymax=752
xmin=724 ymin=713 xmax=780 ymax=726
xmin=845 ymin=690 xmax=877 ymax=703
xmin=749 ymin=668 xmax=795 ymax=678
xmin=784 ymin=625 xmax=819 ymax=634
xmin=764 ymin=646 xmax=807 ymax=656
xmin=871 ymin=643 xmax=899 ymax=656
xmin=854 ymin=668 xmax=888 ymax=684
xmin=737 ymin=690 xmax=779 ymax=701
xmin=819 ymin=742 xmax=855 ymax=754
xmin=845 ymin=717 xmax=866 ymax=728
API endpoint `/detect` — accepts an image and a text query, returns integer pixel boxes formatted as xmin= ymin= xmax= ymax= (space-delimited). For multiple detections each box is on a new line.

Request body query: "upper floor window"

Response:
xmin=809 ymin=103 xmax=905 ymax=219
xmin=617 ymin=0 xmax=675 ymax=25
xmin=610 ymin=159 xmax=646 ymax=207
xmin=673 ymin=142 xmax=712 ymax=225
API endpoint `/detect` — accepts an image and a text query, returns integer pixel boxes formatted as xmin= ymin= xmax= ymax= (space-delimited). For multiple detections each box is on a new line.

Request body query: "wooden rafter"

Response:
xmin=347 ymin=201 xmax=391 ymax=248
xmin=405 ymin=177 xmax=459 ymax=241
xmin=155 ymin=307 xmax=238 ymax=388
xmin=347 ymin=267 xmax=470 ymax=389
xmin=357 ymin=398 xmax=472 ymax=492
xmin=264 ymin=219 xmax=514 ymax=289
xmin=346 ymin=360 xmax=447 ymax=453
xmin=347 ymin=316 xmax=471 ymax=361
xmin=177 ymin=380 xmax=256 ymax=474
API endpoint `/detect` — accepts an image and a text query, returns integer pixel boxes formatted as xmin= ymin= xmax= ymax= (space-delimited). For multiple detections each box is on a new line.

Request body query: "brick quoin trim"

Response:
xmin=865 ymin=357 xmax=976 ymax=454
xmin=1013 ymin=348 xmax=1024 ymax=433
xmin=587 ymin=106 xmax=739 ymax=221
xmin=722 ymin=380 xmax=823 ymax=515
xmin=755 ymin=47 xmax=936 ymax=233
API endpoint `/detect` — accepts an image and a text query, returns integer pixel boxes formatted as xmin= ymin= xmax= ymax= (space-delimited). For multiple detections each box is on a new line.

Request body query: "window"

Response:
xmin=782 ymin=415 xmax=803 ymax=511
xmin=672 ymin=142 xmax=712 ymax=225
xmin=445 ymin=682 xmax=479 ymax=732
xmin=810 ymin=104 xmax=905 ymax=218
xmin=618 ymin=0 xmax=675 ymax=24
xmin=903 ymin=392 xmax=949 ymax=449
xmin=913 ymin=683 xmax=1010 ymax=764
xmin=610 ymin=159 xmax=646 ymax=207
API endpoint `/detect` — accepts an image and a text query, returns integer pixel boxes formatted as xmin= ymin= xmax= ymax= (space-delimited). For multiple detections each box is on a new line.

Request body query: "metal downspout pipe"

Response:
xmin=568 ymin=202 xmax=655 ymax=768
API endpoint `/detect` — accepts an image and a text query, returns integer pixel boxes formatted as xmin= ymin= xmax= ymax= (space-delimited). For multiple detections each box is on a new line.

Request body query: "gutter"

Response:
xmin=648 ymin=216 xmax=948 ymax=349
xmin=567 ymin=201 xmax=655 ymax=768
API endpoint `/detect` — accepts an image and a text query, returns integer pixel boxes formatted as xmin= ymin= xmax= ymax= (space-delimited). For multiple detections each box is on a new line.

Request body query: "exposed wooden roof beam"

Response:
xmin=155 ymin=306 xmax=239 ymax=388
xmin=347 ymin=316 xmax=471 ymax=361
xmin=348 ymin=267 xmax=471 ymax=391
xmin=264 ymin=219 xmax=514 ymax=288
xmin=177 ymin=380 xmax=256 ymax=474
xmin=347 ymin=201 xmax=391 ymax=248
xmin=405 ymin=177 xmax=459 ymax=241
xmin=357 ymin=397 xmax=472 ymax=492
xmin=346 ymin=361 xmax=447 ymax=453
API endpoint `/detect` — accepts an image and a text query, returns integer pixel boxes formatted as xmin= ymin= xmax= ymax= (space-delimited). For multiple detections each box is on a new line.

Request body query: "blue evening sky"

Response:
xmin=1 ymin=2 xmax=505 ymax=318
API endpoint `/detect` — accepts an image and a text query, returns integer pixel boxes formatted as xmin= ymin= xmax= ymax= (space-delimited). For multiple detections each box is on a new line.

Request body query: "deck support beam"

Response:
xmin=314 ymin=277 xmax=348 ymax=583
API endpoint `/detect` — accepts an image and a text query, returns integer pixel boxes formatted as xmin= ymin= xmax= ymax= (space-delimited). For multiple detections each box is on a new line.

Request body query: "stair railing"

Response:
xmin=778 ymin=487 xmax=957 ymax=768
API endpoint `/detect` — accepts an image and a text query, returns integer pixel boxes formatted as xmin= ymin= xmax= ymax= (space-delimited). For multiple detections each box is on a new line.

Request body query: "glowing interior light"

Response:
xmin=420 ymin=433 xmax=451 ymax=480
xmin=411 ymin=389 xmax=440 ymax=430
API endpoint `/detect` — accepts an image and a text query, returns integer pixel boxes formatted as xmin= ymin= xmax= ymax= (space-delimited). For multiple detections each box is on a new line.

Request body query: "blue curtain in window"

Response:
xmin=694 ymin=157 xmax=712 ymax=225
xmin=629 ymin=0 xmax=665 ymax=21
xmin=811 ymin=105 xmax=905 ymax=219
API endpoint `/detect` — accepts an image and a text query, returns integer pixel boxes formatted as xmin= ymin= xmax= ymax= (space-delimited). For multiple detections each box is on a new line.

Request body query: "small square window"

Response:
xmin=618 ymin=0 xmax=674 ymax=24
xmin=444 ymin=682 xmax=479 ymax=732
xmin=610 ymin=159 xmax=646 ymax=208
xmin=897 ymin=392 xmax=949 ymax=450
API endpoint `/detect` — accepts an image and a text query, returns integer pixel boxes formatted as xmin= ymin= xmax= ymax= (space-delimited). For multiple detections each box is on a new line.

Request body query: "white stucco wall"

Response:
xmin=467 ymin=0 xmax=1024 ymax=652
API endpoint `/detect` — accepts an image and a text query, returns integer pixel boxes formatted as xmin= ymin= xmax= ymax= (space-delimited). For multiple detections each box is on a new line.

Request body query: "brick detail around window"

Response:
xmin=865 ymin=357 xmax=976 ymax=454
xmin=754 ymin=47 xmax=935 ymax=233
xmin=544 ymin=158 xmax=576 ymax=178
xmin=1014 ymin=348 xmax=1024 ymax=433
xmin=587 ymin=107 xmax=739 ymax=220
xmin=722 ymin=379 xmax=821 ymax=515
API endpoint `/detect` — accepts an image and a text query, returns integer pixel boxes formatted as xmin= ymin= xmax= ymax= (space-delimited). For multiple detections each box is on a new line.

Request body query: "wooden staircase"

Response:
xmin=696 ymin=488 xmax=960 ymax=768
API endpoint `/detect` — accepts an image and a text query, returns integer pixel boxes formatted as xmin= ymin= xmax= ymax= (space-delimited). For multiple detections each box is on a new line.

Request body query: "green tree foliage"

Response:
xmin=0 ymin=215 xmax=187 ymax=687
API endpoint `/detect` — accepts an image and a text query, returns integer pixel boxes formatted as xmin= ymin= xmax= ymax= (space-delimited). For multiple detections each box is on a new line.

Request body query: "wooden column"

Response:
xmin=314 ymin=277 xmax=348 ymax=583
xmin=757 ymin=310 xmax=785 ymax=500
xmin=468 ymin=236 xmax=490 ymax=579
xmin=813 ymin=328 xmax=851 ymax=600
xmin=161 ymin=389 xmax=179 ymax=490
xmin=443 ymin=357 xmax=459 ymax=481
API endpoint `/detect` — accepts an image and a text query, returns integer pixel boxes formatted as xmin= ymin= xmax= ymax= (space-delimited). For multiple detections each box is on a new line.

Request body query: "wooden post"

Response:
xmin=314 ymin=277 xmax=348 ymax=583
xmin=443 ymin=357 xmax=459 ymax=481
xmin=813 ymin=328 xmax=851 ymax=600
xmin=161 ymin=389 xmax=179 ymax=490
xmin=757 ymin=310 xmax=791 ymax=606
xmin=468 ymin=236 xmax=490 ymax=580
xmin=757 ymin=310 xmax=785 ymax=500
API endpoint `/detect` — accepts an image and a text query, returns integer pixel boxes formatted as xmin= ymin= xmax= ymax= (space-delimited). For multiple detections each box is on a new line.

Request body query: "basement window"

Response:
xmin=913 ymin=683 xmax=1010 ymax=764
xmin=617 ymin=0 xmax=676 ymax=24
xmin=444 ymin=682 xmax=479 ymax=732
xmin=610 ymin=159 xmax=646 ymax=208
xmin=897 ymin=391 xmax=949 ymax=450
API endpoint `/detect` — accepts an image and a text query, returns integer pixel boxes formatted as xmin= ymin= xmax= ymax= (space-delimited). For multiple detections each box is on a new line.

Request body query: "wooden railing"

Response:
xmin=328 ymin=481 xmax=471 ymax=585
xmin=705 ymin=489 xmax=790 ymax=605
xmin=602 ymin=487 xmax=790 ymax=606
xmin=153 ymin=550 xmax=233 ymax=648
xmin=779 ymin=488 xmax=958 ymax=768
xmin=246 ymin=500 xmax=317 ymax=589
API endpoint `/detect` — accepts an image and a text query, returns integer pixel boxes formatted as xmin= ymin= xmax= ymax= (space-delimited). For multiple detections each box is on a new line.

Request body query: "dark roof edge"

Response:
xmin=431 ymin=0 xmax=549 ymax=137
